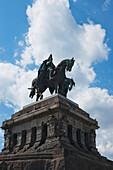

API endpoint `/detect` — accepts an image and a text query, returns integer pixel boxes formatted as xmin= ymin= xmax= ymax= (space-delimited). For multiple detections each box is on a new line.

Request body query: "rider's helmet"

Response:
xmin=71 ymin=58 xmax=75 ymax=66
xmin=48 ymin=54 xmax=53 ymax=62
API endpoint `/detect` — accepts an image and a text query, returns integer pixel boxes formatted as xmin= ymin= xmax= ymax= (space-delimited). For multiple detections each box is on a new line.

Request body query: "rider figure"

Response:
xmin=38 ymin=54 xmax=55 ymax=79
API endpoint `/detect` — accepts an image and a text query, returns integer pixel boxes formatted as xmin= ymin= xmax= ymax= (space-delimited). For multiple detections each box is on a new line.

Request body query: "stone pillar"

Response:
xmin=2 ymin=129 xmax=11 ymax=154
xmin=60 ymin=121 xmax=67 ymax=138
xmin=72 ymin=127 xmax=77 ymax=145
xmin=67 ymin=124 xmax=73 ymax=144
xmin=90 ymin=130 xmax=96 ymax=147
xmin=34 ymin=126 xmax=42 ymax=148
xmin=90 ymin=129 xmax=99 ymax=154
xmin=47 ymin=115 xmax=57 ymax=139
xmin=80 ymin=131 xmax=85 ymax=147
xmin=58 ymin=115 xmax=70 ymax=144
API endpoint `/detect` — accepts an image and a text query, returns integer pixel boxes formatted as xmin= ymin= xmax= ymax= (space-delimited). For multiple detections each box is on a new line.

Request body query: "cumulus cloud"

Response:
xmin=13 ymin=51 xmax=18 ymax=57
xmin=70 ymin=87 xmax=113 ymax=127
xmin=97 ymin=129 xmax=113 ymax=160
xmin=0 ymin=62 xmax=37 ymax=110
xmin=0 ymin=129 xmax=3 ymax=136
xmin=68 ymin=86 xmax=113 ymax=160
xmin=18 ymin=0 xmax=109 ymax=67
xmin=18 ymin=40 xmax=24 ymax=47
xmin=0 ymin=0 xmax=113 ymax=160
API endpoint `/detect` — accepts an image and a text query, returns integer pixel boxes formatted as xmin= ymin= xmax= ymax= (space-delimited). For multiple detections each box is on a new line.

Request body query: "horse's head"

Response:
xmin=66 ymin=58 xmax=75 ymax=72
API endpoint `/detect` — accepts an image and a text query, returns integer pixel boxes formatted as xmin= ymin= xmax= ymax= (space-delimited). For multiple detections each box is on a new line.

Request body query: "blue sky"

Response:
xmin=70 ymin=0 xmax=113 ymax=94
xmin=0 ymin=0 xmax=113 ymax=160
xmin=0 ymin=0 xmax=32 ymax=63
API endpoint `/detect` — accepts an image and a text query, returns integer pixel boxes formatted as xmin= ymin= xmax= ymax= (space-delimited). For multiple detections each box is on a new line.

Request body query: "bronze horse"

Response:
xmin=29 ymin=58 xmax=75 ymax=101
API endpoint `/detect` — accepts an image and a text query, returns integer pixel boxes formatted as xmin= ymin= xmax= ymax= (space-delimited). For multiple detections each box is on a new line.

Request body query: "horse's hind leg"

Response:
xmin=55 ymin=88 xmax=57 ymax=93
xmin=40 ymin=94 xmax=43 ymax=100
xmin=55 ymin=84 xmax=58 ymax=94
xmin=36 ymin=94 xmax=40 ymax=101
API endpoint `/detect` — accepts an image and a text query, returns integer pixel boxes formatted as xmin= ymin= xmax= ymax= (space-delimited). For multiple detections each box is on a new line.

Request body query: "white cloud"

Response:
xmin=102 ymin=0 xmax=111 ymax=11
xmin=0 ymin=129 xmax=3 ymax=137
xmin=14 ymin=36 xmax=17 ymax=41
xmin=14 ymin=51 xmax=18 ymax=57
xmin=17 ymin=0 xmax=109 ymax=68
xmin=17 ymin=0 xmax=110 ymax=96
xmin=68 ymin=86 xmax=113 ymax=160
xmin=0 ymin=62 xmax=37 ymax=110
xmin=18 ymin=40 xmax=24 ymax=47
xmin=0 ymin=130 xmax=4 ymax=151
xmin=70 ymin=87 xmax=113 ymax=128
xmin=97 ymin=129 xmax=113 ymax=160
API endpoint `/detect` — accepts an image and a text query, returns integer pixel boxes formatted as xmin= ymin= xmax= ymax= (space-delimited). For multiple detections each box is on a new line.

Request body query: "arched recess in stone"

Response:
xmin=40 ymin=123 xmax=47 ymax=145
xmin=67 ymin=124 xmax=73 ymax=144
xmin=9 ymin=133 xmax=17 ymax=151
xmin=76 ymin=128 xmax=82 ymax=147
xmin=19 ymin=130 xmax=26 ymax=150
xmin=84 ymin=132 xmax=90 ymax=150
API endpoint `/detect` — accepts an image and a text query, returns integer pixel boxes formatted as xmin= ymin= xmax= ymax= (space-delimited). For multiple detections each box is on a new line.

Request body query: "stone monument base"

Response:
xmin=0 ymin=148 xmax=113 ymax=170
xmin=0 ymin=94 xmax=113 ymax=170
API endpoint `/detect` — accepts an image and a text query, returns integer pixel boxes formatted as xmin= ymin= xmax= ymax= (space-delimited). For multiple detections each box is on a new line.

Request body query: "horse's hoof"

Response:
xmin=40 ymin=95 xmax=43 ymax=100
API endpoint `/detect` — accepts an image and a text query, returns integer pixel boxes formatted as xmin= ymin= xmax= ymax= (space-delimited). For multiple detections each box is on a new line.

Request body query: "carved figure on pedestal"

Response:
xmin=28 ymin=54 xmax=75 ymax=101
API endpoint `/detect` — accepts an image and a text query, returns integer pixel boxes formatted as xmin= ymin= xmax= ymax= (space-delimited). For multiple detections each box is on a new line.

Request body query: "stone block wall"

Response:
xmin=1 ymin=94 xmax=98 ymax=155
xmin=1 ymin=94 xmax=113 ymax=170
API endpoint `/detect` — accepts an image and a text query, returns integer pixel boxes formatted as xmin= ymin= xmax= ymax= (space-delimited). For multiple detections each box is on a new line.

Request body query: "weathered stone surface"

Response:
xmin=0 ymin=161 xmax=7 ymax=170
xmin=0 ymin=94 xmax=113 ymax=170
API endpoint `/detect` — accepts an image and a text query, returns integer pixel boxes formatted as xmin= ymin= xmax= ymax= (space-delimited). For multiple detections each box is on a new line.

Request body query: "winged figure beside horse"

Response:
xmin=28 ymin=54 xmax=75 ymax=101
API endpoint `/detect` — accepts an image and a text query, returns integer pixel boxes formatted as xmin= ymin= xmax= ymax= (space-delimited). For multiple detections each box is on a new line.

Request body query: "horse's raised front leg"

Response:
xmin=29 ymin=88 xmax=35 ymax=98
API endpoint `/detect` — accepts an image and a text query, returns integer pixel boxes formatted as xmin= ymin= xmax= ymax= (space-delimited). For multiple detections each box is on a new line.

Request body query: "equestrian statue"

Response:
xmin=28 ymin=54 xmax=75 ymax=101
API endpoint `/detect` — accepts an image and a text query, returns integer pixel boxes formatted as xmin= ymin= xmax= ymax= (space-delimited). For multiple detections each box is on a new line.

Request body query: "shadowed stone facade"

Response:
xmin=0 ymin=94 xmax=113 ymax=170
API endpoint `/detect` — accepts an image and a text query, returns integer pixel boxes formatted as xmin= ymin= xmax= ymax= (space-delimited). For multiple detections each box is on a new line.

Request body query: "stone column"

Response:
xmin=47 ymin=115 xmax=57 ymax=139
xmin=58 ymin=116 xmax=70 ymax=144
xmin=72 ymin=127 xmax=78 ymax=146
xmin=2 ymin=129 xmax=11 ymax=154
xmin=34 ymin=126 xmax=42 ymax=148
xmin=90 ymin=129 xmax=99 ymax=154
xmin=80 ymin=131 xmax=84 ymax=148
xmin=90 ymin=130 xmax=96 ymax=147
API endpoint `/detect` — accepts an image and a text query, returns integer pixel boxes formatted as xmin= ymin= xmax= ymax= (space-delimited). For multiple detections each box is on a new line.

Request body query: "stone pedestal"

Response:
xmin=0 ymin=94 xmax=113 ymax=170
